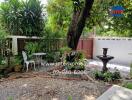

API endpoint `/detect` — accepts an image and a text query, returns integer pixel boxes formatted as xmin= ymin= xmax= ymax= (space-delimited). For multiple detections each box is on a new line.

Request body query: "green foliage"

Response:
xmin=64 ymin=51 xmax=86 ymax=71
xmin=1 ymin=0 xmax=131 ymax=37
xmin=94 ymin=69 xmax=121 ymax=82
xmin=89 ymin=0 xmax=132 ymax=37
xmin=75 ymin=51 xmax=85 ymax=60
xmin=7 ymin=96 xmax=14 ymax=100
xmin=123 ymin=82 xmax=132 ymax=89
xmin=12 ymin=56 xmax=21 ymax=65
xmin=0 ymin=30 xmax=8 ymax=68
xmin=112 ymin=69 xmax=121 ymax=80
xmin=46 ymin=52 xmax=56 ymax=63
xmin=0 ymin=29 xmax=8 ymax=39
xmin=66 ymin=51 xmax=85 ymax=62
xmin=0 ymin=56 xmax=7 ymax=72
xmin=103 ymin=71 xmax=114 ymax=82
xmin=94 ymin=70 xmax=105 ymax=80
xmin=45 ymin=52 xmax=61 ymax=63
xmin=46 ymin=0 xmax=72 ymax=38
xmin=21 ymin=0 xmax=44 ymax=36
xmin=24 ymin=42 xmax=41 ymax=56
xmin=0 ymin=13 xmax=9 ymax=57
xmin=68 ymin=95 xmax=72 ymax=100
xmin=0 ymin=25 xmax=8 ymax=53
xmin=0 ymin=0 xmax=44 ymax=36
xmin=0 ymin=56 xmax=6 ymax=65
xmin=0 ymin=56 xmax=2 ymax=65
xmin=46 ymin=0 xmax=132 ymax=37
xmin=59 ymin=46 xmax=71 ymax=54
xmin=65 ymin=60 xmax=85 ymax=71
xmin=0 ymin=0 xmax=23 ymax=35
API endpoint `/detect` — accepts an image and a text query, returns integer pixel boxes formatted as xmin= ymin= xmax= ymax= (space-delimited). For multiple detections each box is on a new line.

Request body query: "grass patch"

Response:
xmin=123 ymin=82 xmax=132 ymax=89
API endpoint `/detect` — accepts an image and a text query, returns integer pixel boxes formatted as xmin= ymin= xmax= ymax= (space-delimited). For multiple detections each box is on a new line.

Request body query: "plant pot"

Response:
xmin=14 ymin=65 xmax=21 ymax=72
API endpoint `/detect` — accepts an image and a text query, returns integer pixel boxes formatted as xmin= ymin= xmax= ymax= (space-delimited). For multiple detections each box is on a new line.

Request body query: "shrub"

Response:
xmin=59 ymin=46 xmax=71 ymax=54
xmin=0 ymin=55 xmax=7 ymax=69
xmin=123 ymin=82 xmax=132 ymax=89
xmin=12 ymin=56 xmax=22 ymax=65
xmin=25 ymin=42 xmax=41 ymax=56
xmin=0 ymin=0 xmax=44 ymax=36
xmin=103 ymin=71 xmax=113 ymax=82
xmin=45 ymin=52 xmax=61 ymax=63
xmin=94 ymin=70 xmax=121 ymax=82
xmin=76 ymin=51 xmax=85 ymax=60
xmin=66 ymin=51 xmax=85 ymax=62
xmin=64 ymin=51 xmax=86 ymax=71
xmin=94 ymin=70 xmax=105 ymax=80
xmin=112 ymin=69 xmax=121 ymax=80
xmin=65 ymin=60 xmax=85 ymax=71
xmin=45 ymin=52 xmax=55 ymax=63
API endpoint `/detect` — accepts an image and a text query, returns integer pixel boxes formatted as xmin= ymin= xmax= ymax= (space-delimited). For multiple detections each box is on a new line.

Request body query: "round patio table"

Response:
xmin=33 ymin=53 xmax=46 ymax=56
xmin=32 ymin=53 xmax=46 ymax=67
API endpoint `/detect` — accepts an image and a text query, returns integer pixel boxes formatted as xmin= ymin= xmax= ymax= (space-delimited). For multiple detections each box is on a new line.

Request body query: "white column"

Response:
xmin=12 ymin=37 xmax=18 ymax=55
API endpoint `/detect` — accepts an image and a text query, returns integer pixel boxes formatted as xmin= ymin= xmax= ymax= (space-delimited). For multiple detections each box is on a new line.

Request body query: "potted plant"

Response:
xmin=13 ymin=57 xmax=22 ymax=72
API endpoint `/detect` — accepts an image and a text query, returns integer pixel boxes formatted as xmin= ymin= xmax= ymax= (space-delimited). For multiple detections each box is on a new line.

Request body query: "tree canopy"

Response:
xmin=0 ymin=0 xmax=44 ymax=36
xmin=90 ymin=0 xmax=132 ymax=36
xmin=46 ymin=0 xmax=132 ymax=37
xmin=0 ymin=0 xmax=132 ymax=37
xmin=45 ymin=0 xmax=72 ymax=38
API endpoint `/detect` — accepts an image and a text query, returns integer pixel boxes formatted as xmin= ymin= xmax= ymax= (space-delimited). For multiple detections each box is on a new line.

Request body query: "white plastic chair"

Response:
xmin=22 ymin=51 xmax=36 ymax=72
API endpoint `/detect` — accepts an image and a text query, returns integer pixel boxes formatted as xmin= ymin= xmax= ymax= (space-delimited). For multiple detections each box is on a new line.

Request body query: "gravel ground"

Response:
xmin=0 ymin=72 xmax=109 ymax=100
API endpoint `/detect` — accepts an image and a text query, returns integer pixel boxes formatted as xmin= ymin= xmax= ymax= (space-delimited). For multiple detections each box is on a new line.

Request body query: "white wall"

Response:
xmin=93 ymin=37 xmax=132 ymax=66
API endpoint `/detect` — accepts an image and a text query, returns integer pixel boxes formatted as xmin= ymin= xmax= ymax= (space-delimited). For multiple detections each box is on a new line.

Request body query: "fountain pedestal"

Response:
xmin=96 ymin=48 xmax=114 ymax=72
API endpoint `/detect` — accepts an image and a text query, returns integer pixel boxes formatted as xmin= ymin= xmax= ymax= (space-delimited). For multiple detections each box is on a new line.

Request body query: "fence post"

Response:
xmin=12 ymin=37 xmax=18 ymax=55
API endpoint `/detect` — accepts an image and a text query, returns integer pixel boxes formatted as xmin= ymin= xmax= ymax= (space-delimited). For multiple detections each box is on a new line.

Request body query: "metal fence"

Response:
xmin=0 ymin=37 xmax=93 ymax=59
xmin=17 ymin=38 xmax=67 ymax=54
xmin=17 ymin=38 xmax=93 ymax=59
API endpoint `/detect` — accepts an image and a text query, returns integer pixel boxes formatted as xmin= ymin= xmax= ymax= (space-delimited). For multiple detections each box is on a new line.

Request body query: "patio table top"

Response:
xmin=32 ymin=52 xmax=46 ymax=56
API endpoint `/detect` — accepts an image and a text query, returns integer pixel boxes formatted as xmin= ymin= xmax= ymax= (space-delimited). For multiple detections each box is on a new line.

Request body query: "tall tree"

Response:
xmin=46 ymin=0 xmax=72 ymax=38
xmin=46 ymin=0 xmax=132 ymax=40
xmin=67 ymin=0 xmax=132 ymax=49
xmin=67 ymin=0 xmax=94 ymax=50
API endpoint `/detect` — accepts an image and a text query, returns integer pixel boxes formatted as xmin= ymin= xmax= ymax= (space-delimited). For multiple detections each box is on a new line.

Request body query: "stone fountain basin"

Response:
xmin=96 ymin=55 xmax=114 ymax=60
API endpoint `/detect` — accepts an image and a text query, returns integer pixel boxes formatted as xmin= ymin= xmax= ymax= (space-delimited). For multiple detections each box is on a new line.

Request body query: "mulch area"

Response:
xmin=0 ymin=65 xmax=94 ymax=82
xmin=0 ymin=72 xmax=110 ymax=100
xmin=0 ymin=65 xmax=112 ymax=100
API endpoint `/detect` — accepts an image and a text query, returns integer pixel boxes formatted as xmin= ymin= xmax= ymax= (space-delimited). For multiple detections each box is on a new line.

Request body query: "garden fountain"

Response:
xmin=97 ymin=48 xmax=114 ymax=72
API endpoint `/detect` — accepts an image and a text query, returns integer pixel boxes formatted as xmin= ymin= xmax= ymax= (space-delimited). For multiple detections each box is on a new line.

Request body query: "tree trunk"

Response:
xmin=67 ymin=0 xmax=94 ymax=50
